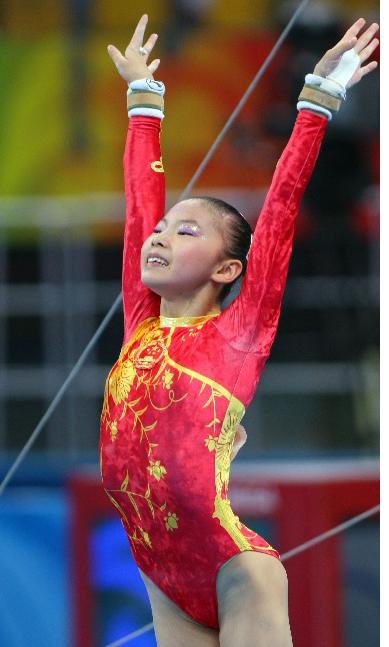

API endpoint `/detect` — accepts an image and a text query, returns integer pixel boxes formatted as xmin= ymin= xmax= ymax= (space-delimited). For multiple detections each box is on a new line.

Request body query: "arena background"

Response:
xmin=0 ymin=1 xmax=379 ymax=646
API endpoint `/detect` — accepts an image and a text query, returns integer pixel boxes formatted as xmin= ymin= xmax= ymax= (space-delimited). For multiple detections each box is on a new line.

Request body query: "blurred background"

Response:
xmin=0 ymin=1 xmax=379 ymax=646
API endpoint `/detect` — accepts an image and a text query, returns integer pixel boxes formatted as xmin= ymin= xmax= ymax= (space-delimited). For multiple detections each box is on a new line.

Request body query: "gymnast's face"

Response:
xmin=140 ymin=199 xmax=238 ymax=299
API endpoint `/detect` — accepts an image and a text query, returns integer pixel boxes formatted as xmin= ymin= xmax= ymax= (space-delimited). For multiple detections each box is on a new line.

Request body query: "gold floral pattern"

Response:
xmin=109 ymin=359 xmax=136 ymax=406
xmin=109 ymin=420 xmax=118 ymax=442
xmin=164 ymin=511 xmax=179 ymax=531
xmin=147 ymin=460 xmax=167 ymax=481
xmin=204 ymin=434 xmax=218 ymax=451
xmin=211 ymin=399 xmax=256 ymax=551
xmin=215 ymin=408 xmax=240 ymax=489
xmin=161 ymin=369 xmax=174 ymax=390
xmin=102 ymin=316 xmax=277 ymax=556
xmin=139 ymin=527 xmax=153 ymax=548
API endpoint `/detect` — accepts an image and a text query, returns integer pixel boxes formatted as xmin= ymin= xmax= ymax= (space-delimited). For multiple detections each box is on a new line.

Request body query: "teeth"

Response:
xmin=147 ymin=257 xmax=168 ymax=266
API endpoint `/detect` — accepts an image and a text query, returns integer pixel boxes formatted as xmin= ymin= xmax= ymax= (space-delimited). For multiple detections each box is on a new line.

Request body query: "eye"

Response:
xmin=153 ymin=227 xmax=162 ymax=233
xmin=177 ymin=225 xmax=198 ymax=236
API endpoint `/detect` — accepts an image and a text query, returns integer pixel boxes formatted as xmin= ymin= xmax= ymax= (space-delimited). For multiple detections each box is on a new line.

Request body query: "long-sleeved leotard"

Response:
xmin=100 ymin=110 xmax=327 ymax=628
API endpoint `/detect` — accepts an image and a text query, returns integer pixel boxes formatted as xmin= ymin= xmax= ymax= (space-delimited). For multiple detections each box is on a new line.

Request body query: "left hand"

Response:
xmin=231 ymin=424 xmax=247 ymax=461
xmin=313 ymin=18 xmax=379 ymax=88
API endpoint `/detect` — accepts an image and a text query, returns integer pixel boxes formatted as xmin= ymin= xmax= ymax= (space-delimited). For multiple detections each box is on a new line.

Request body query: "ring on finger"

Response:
xmin=139 ymin=46 xmax=147 ymax=56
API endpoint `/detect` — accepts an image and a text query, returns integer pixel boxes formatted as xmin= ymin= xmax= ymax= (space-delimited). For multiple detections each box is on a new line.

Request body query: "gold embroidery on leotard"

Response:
xmin=159 ymin=313 xmax=219 ymax=328
xmin=164 ymin=512 xmax=179 ymax=531
xmin=139 ymin=528 xmax=153 ymax=548
xmin=102 ymin=316 xmax=277 ymax=553
xmin=133 ymin=338 xmax=167 ymax=369
xmin=161 ymin=368 xmax=174 ymax=389
xmin=151 ymin=157 xmax=164 ymax=173
xmin=204 ymin=435 xmax=218 ymax=451
xmin=212 ymin=400 xmax=279 ymax=554
xmin=109 ymin=420 xmax=118 ymax=442
xmin=212 ymin=402 xmax=255 ymax=550
xmin=109 ymin=359 xmax=137 ymax=405
xmin=147 ymin=459 xmax=167 ymax=481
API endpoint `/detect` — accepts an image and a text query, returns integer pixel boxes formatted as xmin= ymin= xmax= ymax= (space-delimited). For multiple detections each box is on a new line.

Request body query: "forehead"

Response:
xmin=164 ymin=199 xmax=220 ymax=230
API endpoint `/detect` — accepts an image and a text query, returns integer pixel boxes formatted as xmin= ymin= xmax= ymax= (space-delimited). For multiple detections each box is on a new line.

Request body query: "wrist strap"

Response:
xmin=127 ymin=79 xmax=165 ymax=120
xmin=297 ymin=100 xmax=332 ymax=121
xmin=128 ymin=78 xmax=165 ymax=96
xmin=127 ymin=91 xmax=164 ymax=112
xmin=303 ymin=72 xmax=346 ymax=100
xmin=128 ymin=107 xmax=164 ymax=119
xmin=305 ymin=73 xmax=323 ymax=87
xmin=298 ymin=85 xmax=342 ymax=113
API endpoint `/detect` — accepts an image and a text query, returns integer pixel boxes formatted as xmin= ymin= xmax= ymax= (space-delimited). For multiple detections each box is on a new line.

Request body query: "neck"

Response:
xmin=159 ymin=286 xmax=221 ymax=318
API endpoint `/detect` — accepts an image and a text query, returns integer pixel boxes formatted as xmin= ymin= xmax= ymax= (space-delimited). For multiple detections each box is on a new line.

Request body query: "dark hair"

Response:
xmin=192 ymin=196 xmax=252 ymax=302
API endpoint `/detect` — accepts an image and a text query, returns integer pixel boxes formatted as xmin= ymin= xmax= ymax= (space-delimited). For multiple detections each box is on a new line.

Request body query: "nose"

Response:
xmin=151 ymin=232 xmax=168 ymax=247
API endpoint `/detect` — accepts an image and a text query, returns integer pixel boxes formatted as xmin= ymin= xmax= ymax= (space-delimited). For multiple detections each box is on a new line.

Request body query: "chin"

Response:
xmin=140 ymin=270 xmax=170 ymax=297
xmin=141 ymin=277 xmax=163 ymax=296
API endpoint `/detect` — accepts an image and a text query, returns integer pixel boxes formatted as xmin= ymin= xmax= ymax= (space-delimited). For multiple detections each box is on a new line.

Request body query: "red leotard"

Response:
xmin=100 ymin=110 xmax=327 ymax=628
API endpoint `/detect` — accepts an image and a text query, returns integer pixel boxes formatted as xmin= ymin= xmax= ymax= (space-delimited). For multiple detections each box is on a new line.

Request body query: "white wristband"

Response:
xmin=297 ymin=100 xmax=332 ymax=121
xmin=127 ymin=78 xmax=165 ymax=119
xmin=128 ymin=107 xmax=164 ymax=120
xmin=304 ymin=72 xmax=346 ymax=99
xmin=128 ymin=78 xmax=165 ymax=96
xmin=305 ymin=73 xmax=323 ymax=87
xmin=320 ymin=77 xmax=347 ymax=99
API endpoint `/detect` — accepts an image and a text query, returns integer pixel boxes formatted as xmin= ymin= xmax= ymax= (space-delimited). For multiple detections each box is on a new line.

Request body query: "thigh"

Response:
xmin=216 ymin=552 xmax=292 ymax=647
xmin=140 ymin=570 xmax=220 ymax=647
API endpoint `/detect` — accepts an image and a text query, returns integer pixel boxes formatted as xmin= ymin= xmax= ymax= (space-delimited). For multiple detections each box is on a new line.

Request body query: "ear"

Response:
xmin=211 ymin=258 xmax=243 ymax=287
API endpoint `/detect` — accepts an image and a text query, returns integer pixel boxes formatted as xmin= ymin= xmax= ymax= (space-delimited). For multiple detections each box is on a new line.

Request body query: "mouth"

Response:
xmin=145 ymin=254 xmax=170 ymax=268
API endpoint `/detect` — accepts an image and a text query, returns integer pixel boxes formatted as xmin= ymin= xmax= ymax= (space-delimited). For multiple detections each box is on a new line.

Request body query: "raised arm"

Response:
xmin=108 ymin=15 xmax=166 ymax=344
xmin=121 ymin=115 xmax=165 ymax=343
xmin=218 ymin=18 xmax=379 ymax=355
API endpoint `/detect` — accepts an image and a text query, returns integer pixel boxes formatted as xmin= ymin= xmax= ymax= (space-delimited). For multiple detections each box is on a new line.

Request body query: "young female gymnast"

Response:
xmin=100 ymin=15 xmax=378 ymax=647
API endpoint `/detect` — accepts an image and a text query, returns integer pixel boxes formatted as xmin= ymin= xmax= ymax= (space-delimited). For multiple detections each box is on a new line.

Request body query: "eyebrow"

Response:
xmin=161 ymin=217 xmax=201 ymax=225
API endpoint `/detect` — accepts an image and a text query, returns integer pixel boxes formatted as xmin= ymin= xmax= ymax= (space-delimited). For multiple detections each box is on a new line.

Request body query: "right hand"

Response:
xmin=107 ymin=14 xmax=161 ymax=84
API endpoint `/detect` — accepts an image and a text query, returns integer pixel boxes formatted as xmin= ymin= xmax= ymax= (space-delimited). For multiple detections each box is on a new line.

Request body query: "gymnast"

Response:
xmin=100 ymin=14 xmax=378 ymax=646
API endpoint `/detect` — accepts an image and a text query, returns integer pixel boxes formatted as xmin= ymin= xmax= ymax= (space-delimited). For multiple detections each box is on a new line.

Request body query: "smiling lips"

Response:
xmin=146 ymin=254 xmax=169 ymax=267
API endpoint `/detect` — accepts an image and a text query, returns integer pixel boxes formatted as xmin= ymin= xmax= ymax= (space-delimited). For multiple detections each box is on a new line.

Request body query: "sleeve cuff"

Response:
xmin=128 ymin=107 xmax=164 ymax=120
xmin=297 ymin=100 xmax=332 ymax=121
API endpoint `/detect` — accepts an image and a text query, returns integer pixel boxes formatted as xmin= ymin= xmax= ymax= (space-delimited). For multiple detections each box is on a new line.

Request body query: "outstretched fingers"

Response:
xmin=361 ymin=60 xmax=378 ymax=76
xmin=142 ymin=33 xmax=159 ymax=61
xmin=359 ymin=37 xmax=379 ymax=64
xmin=313 ymin=17 xmax=378 ymax=86
xmin=331 ymin=36 xmax=357 ymax=59
xmin=354 ymin=21 xmax=379 ymax=55
xmin=330 ymin=19 xmax=379 ymax=61
xmin=125 ymin=14 xmax=159 ymax=63
xmin=343 ymin=17 xmax=366 ymax=40
xmin=354 ymin=59 xmax=378 ymax=84
xmin=129 ymin=13 xmax=149 ymax=51
xmin=148 ymin=59 xmax=161 ymax=75
xmin=107 ymin=44 xmax=125 ymax=68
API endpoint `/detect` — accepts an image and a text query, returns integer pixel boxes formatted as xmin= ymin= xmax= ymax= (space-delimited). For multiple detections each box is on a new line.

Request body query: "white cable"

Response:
xmin=105 ymin=622 xmax=154 ymax=647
